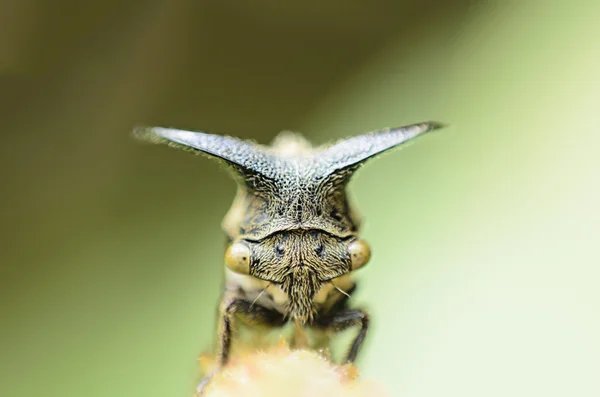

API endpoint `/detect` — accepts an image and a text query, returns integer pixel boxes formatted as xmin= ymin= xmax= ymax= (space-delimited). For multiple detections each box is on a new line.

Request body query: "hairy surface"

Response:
xmin=247 ymin=230 xmax=352 ymax=322
xmin=136 ymin=122 xmax=441 ymax=239
xmin=135 ymin=121 xmax=441 ymax=322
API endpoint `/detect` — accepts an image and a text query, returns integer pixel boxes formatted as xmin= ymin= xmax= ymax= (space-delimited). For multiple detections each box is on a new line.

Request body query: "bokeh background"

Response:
xmin=1 ymin=1 xmax=599 ymax=396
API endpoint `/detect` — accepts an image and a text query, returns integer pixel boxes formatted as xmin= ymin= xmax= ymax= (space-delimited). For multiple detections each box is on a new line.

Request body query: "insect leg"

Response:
xmin=218 ymin=298 xmax=286 ymax=365
xmin=314 ymin=309 xmax=369 ymax=363
xmin=197 ymin=298 xmax=285 ymax=395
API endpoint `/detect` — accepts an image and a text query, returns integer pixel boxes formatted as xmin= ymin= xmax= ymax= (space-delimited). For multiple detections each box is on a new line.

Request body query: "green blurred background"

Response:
xmin=1 ymin=1 xmax=599 ymax=396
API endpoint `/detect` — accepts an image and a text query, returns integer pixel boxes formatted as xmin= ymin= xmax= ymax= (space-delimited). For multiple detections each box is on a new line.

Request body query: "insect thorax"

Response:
xmin=222 ymin=167 xmax=362 ymax=241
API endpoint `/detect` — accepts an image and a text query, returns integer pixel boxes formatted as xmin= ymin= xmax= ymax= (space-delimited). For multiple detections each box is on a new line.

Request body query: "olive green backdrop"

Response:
xmin=1 ymin=1 xmax=599 ymax=396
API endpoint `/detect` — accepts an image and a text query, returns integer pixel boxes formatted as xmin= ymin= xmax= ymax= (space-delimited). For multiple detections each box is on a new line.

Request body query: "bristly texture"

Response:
xmin=247 ymin=230 xmax=351 ymax=321
xmin=135 ymin=122 xmax=443 ymax=323
xmin=134 ymin=122 xmax=442 ymax=241
xmin=196 ymin=342 xmax=389 ymax=397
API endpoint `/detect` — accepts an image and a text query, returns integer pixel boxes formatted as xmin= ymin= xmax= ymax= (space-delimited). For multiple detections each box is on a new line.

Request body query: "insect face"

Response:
xmin=135 ymin=120 xmax=443 ymax=375
xmin=225 ymin=230 xmax=371 ymax=323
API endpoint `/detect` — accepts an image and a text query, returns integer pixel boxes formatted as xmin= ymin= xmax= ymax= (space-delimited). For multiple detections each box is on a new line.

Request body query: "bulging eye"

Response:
xmin=224 ymin=242 xmax=251 ymax=274
xmin=348 ymin=239 xmax=371 ymax=270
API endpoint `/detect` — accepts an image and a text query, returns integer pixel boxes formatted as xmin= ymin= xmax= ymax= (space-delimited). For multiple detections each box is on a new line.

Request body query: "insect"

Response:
xmin=135 ymin=121 xmax=442 ymax=389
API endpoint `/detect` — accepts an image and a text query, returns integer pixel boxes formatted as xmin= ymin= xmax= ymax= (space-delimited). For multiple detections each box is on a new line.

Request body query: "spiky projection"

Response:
xmin=135 ymin=122 xmax=441 ymax=239
xmin=135 ymin=121 xmax=442 ymax=376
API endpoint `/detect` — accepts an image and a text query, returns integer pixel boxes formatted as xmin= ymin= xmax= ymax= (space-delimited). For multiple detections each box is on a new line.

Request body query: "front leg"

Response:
xmin=218 ymin=297 xmax=286 ymax=364
xmin=314 ymin=309 xmax=369 ymax=363
xmin=198 ymin=298 xmax=285 ymax=395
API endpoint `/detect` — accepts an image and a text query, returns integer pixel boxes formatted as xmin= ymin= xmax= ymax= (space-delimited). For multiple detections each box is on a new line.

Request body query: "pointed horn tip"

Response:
xmin=132 ymin=125 xmax=155 ymax=141
xmin=132 ymin=125 xmax=170 ymax=145
xmin=384 ymin=121 xmax=447 ymax=136
xmin=425 ymin=121 xmax=448 ymax=131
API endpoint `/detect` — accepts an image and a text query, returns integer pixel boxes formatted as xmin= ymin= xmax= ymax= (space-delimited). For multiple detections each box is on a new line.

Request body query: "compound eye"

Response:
xmin=224 ymin=242 xmax=251 ymax=274
xmin=348 ymin=239 xmax=371 ymax=270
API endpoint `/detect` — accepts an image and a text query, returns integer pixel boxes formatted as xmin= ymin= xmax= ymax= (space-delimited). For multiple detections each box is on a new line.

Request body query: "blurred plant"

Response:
xmin=196 ymin=341 xmax=388 ymax=397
